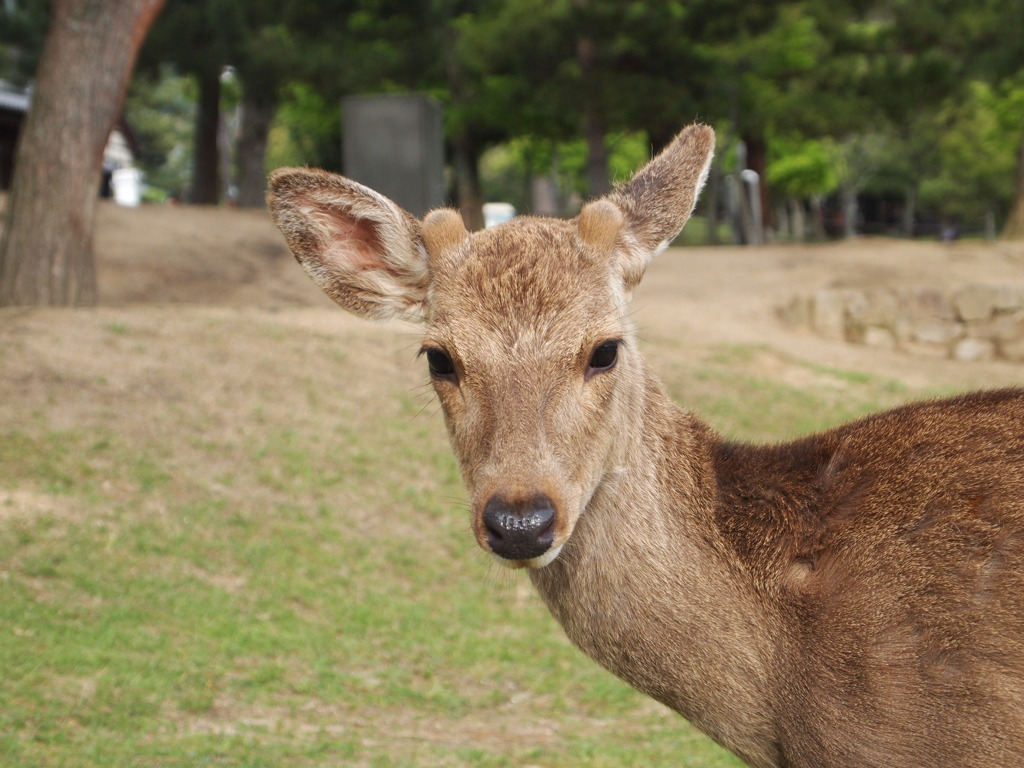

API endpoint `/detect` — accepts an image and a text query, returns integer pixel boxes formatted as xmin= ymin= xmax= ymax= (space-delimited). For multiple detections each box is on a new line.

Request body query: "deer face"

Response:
xmin=418 ymin=214 xmax=640 ymax=567
xmin=268 ymin=125 xmax=714 ymax=569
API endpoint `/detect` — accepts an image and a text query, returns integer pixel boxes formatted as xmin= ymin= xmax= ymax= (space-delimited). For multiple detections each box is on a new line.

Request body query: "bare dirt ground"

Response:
xmin=638 ymin=237 xmax=1024 ymax=393
xmin=7 ymin=199 xmax=1024 ymax=394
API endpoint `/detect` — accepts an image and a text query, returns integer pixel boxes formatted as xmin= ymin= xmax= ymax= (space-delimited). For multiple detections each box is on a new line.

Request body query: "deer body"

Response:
xmin=268 ymin=125 xmax=1024 ymax=767
xmin=531 ymin=384 xmax=1024 ymax=767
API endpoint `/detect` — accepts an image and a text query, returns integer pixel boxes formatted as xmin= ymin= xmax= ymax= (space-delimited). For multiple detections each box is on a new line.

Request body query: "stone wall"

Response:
xmin=781 ymin=283 xmax=1024 ymax=362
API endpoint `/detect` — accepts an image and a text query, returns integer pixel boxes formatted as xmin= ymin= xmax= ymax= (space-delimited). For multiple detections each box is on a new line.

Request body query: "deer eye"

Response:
xmin=586 ymin=340 xmax=620 ymax=378
xmin=424 ymin=347 xmax=458 ymax=382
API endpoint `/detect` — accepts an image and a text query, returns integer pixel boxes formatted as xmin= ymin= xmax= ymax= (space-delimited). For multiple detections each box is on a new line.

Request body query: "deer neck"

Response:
xmin=528 ymin=368 xmax=781 ymax=768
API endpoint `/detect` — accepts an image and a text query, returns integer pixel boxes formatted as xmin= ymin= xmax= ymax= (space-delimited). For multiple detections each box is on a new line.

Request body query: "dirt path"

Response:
xmin=9 ymin=199 xmax=1024 ymax=398
xmin=636 ymin=238 xmax=1024 ymax=391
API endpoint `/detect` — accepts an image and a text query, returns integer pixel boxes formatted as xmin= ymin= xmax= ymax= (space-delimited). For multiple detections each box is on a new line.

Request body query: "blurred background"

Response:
xmin=2 ymin=0 xmax=1022 ymax=243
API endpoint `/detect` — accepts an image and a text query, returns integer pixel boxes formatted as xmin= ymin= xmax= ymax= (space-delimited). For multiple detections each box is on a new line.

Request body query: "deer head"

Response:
xmin=268 ymin=124 xmax=715 ymax=569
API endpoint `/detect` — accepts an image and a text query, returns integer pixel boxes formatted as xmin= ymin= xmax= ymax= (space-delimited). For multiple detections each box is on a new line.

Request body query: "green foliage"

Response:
xmin=479 ymin=131 xmax=652 ymax=213
xmin=920 ymin=77 xmax=1024 ymax=221
xmin=726 ymin=4 xmax=831 ymax=135
xmin=0 ymin=0 xmax=51 ymax=85
xmin=124 ymin=67 xmax=197 ymax=198
xmin=267 ymin=81 xmax=342 ymax=171
xmin=767 ymin=138 xmax=840 ymax=199
xmin=10 ymin=0 xmax=1022 ymax=226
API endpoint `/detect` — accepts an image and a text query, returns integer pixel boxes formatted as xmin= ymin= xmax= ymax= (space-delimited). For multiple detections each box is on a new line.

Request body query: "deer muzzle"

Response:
xmin=482 ymin=493 xmax=558 ymax=565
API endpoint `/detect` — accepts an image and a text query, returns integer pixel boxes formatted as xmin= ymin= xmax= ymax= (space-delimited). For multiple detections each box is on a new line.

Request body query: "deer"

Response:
xmin=267 ymin=124 xmax=1024 ymax=768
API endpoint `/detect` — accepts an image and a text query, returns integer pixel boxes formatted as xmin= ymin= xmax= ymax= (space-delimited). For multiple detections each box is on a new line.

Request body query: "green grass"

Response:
xmin=0 ymin=325 xmax=937 ymax=767
xmin=664 ymin=343 xmax=936 ymax=443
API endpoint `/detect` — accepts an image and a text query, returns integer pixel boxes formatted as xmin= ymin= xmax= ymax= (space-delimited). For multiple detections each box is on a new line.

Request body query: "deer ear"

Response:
xmin=605 ymin=124 xmax=715 ymax=290
xmin=267 ymin=168 xmax=430 ymax=322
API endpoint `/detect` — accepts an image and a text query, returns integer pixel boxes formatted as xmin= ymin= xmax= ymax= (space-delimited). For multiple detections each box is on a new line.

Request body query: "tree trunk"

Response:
xmin=841 ymin=183 xmax=859 ymax=239
xmin=189 ymin=67 xmax=220 ymax=205
xmin=811 ymin=195 xmax=826 ymax=240
xmin=774 ymin=202 xmax=789 ymax=240
xmin=705 ymin=162 xmax=720 ymax=245
xmin=790 ymin=198 xmax=806 ymax=243
xmin=743 ymin=132 xmax=770 ymax=233
xmin=1003 ymin=133 xmax=1024 ymax=240
xmin=438 ymin=20 xmax=483 ymax=229
xmin=0 ymin=0 xmax=166 ymax=306
xmin=572 ymin=0 xmax=609 ymax=198
xmin=452 ymin=131 xmax=484 ymax=231
xmin=902 ymin=185 xmax=918 ymax=238
xmin=582 ymin=103 xmax=610 ymax=199
xmin=577 ymin=35 xmax=609 ymax=198
xmin=235 ymin=95 xmax=276 ymax=208
xmin=531 ymin=173 xmax=560 ymax=217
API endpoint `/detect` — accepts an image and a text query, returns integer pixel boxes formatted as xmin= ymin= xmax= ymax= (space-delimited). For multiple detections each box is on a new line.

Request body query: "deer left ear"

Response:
xmin=268 ymin=167 xmax=431 ymax=322
xmin=604 ymin=124 xmax=715 ymax=290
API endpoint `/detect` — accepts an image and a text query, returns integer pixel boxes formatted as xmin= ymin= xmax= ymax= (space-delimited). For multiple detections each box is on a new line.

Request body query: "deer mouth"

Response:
xmin=490 ymin=542 xmax=564 ymax=570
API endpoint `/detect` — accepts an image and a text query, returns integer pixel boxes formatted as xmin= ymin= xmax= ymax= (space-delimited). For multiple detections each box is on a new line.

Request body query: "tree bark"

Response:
xmin=235 ymin=95 xmax=276 ymax=208
xmin=531 ymin=172 xmax=560 ymax=217
xmin=0 ymin=0 xmax=166 ymax=306
xmin=572 ymin=0 xmax=609 ymax=198
xmin=452 ymin=130 xmax=484 ymax=230
xmin=743 ymin=132 xmax=770 ymax=233
xmin=902 ymin=185 xmax=918 ymax=238
xmin=438 ymin=21 xmax=484 ymax=229
xmin=841 ymin=183 xmax=859 ymax=240
xmin=1003 ymin=133 xmax=1024 ymax=240
xmin=811 ymin=195 xmax=826 ymax=241
xmin=189 ymin=67 xmax=221 ymax=205
xmin=577 ymin=35 xmax=609 ymax=198
xmin=705 ymin=162 xmax=720 ymax=246
xmin=790 ymin=198 xmax=806 ymax=242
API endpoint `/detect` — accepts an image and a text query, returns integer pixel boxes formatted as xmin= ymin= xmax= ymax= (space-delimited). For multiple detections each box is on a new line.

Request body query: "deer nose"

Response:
xmin=483 ymin=494 xmax=556 ymax=561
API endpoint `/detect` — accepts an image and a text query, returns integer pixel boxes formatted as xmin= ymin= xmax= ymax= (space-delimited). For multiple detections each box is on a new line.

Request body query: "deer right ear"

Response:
xmin=267 ymin=168 xmax=430 ymax=322
xmin=606 ymin=124 xmax=715 ymax=290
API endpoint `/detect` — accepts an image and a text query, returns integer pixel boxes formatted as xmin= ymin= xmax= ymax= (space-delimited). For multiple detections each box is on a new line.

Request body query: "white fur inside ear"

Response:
xmin=694 ymin=150 xmax=713 ymax=209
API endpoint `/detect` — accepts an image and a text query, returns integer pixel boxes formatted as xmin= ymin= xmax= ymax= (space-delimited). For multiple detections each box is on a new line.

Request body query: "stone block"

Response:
xmin=862 ymin=326 xmax=897 ymax=350
xmin=788 ymin=282 xmax=1024 ymax=365
xmin=892 ymin=317 xmax=916 ymax=346
xmin=952 ymin=283 xmax=1000 ymax=322
xmin=810 ymin=290 xmax=850 ymax=340
xmin=953 ymin=337 xmax=996 ymax=362
xmin=779 ymin=295 xmax=811 ymax=327
xmin=847 ymin=288 xmax=901 ymax=330
xmin=966 ymin=310 xmax=1024 ymax=342
xmin=909 ymin=288 xmax=954 ymax=321
xmin=913 ymin=320 xmax=964 ymax=345
xmin=993 ymin=284 xmax=1024 ymax=313
xmin=998 ymin=337 xmax=1024 ymax=362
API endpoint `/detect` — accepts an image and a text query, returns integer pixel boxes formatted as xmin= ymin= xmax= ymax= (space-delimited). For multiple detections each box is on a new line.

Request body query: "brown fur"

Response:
xmin=267 ymin=124 xmax=1024 ymax=768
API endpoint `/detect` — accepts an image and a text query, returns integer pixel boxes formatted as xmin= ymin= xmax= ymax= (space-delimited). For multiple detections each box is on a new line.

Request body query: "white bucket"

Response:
xmin=112 ymin=167 xmax=143 ymax=207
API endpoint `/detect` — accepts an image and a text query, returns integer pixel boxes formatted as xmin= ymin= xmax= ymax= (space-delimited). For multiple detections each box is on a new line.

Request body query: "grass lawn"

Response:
xmin=0 ymin=308 xmax=937 ymax=767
